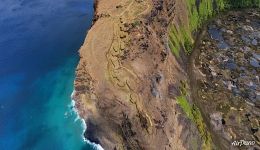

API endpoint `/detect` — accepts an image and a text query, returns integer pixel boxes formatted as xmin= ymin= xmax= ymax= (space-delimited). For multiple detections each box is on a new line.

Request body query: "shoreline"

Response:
xmin=70 ymin=1 xmax=103 ymax=148
xmin=70 ymin=90 xmax=104 ymax=150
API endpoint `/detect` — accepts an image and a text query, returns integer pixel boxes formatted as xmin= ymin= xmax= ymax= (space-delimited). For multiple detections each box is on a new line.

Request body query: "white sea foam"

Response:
xmin=70 ymin=89 xmax=104 ymax=150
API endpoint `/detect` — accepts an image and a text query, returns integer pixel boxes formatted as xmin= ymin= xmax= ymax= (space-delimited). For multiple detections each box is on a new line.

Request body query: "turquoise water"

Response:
xmin=0 ymin=0 xmax=99 ymax=149
xmin=19 ymin=57 xmax=96 ymax=150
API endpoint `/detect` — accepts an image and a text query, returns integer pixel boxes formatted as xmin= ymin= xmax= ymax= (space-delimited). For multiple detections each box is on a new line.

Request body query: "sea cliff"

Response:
xmin=73 ymin=0 xmax=260 ymax=149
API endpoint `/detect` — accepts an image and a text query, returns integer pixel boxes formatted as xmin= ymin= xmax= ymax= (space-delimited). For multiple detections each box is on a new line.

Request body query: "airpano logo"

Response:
xmin=231 ymin=140 xmax=255 ymax=147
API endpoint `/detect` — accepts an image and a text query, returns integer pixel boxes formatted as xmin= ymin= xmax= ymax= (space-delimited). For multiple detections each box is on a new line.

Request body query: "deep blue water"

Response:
xmin=0 ymin=0 xmax=98 ymax=149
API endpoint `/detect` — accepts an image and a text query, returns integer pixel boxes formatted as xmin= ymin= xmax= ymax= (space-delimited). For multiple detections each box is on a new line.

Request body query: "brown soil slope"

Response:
xmin=73 ymin=0 xmax=202 ymax=149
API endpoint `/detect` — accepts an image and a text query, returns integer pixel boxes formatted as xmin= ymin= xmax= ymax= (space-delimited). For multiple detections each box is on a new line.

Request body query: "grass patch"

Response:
xmin=177 ymin=96 xmax=212 ymax=150
xmin=168 ymin=26 xmax=193 ymax=56
xmin=168 ymin=0 xmax=260 ymax=56
xmin=177 ymin=96 xmax=193 ymax=118
xmin=168 ymin=39 xmax=179 ymax=57
xmin=177 ymin=81 xmax=212 ymax=149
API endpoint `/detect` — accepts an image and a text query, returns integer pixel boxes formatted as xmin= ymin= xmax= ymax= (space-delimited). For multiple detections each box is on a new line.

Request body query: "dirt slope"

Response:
xmin=73 ymin=0 xmax=203 ymax=149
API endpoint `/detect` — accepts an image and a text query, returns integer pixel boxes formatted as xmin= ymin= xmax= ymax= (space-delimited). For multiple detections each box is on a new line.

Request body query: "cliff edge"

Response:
xmin=73 ymin=0 xmax=204 ymax=149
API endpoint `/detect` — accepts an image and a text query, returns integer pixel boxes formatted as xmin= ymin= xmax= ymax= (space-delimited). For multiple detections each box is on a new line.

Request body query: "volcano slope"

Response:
xmin=73 ymin=0 xmax=260 ymax=149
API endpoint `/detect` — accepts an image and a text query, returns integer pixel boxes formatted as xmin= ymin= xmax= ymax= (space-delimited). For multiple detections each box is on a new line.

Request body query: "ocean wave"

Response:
xmin=70 ymin=90 xmax=104 ymax=150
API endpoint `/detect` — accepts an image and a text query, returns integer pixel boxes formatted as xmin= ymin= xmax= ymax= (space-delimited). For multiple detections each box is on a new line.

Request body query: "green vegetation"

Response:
xmin=132 ymin=20 xmax=141 ymax=27
xmin=168 ymin=0 xmax=215 ymax=56
xmin=168 ymin=26 xmax=181 ymax=56
xmin=168 ymin=0 xmax=260 ymax=56
xmin=177 ymin=96 xmax=193 ymax=118
xmin=228 ymin=0 xmax=260 ymax=8
xmin=216 ymin=0 xmax=226 ymax=10
xmin=177 ymin=81 xmax=212 ymax=150
xmin=169 ymin=26 xmax=193 ymax=56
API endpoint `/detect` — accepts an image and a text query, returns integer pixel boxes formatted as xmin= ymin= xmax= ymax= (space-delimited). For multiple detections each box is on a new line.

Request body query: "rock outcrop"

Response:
xmin=190 ymin=10 xmax=260 ymax=150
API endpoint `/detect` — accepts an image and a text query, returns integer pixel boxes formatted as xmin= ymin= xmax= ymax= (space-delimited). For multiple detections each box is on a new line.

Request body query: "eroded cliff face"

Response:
xmin=73 ymin=0 xmax=204 ymax=149
xmin=73 ymin=0 xmax=259 ymax=149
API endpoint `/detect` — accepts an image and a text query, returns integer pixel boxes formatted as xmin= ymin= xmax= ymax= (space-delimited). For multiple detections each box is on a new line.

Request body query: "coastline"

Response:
xmin=70 ymin=90 xmax=104 ymax=150
xmin=71 ymin=0 xmax=103 ymax=148
xmin=71 ymin=90 xmax=104 ymax=150
xmin=73 ymin=0 xmax=260 ymax=149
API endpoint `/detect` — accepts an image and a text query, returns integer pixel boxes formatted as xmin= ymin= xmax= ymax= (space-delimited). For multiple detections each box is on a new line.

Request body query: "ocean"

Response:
xmin=0 ymin=0 xmax=98 ymax=149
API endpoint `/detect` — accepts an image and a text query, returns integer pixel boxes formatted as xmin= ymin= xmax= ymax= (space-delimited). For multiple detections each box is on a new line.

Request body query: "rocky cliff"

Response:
xmin=73 ymin=0 xmax=260 ymax=149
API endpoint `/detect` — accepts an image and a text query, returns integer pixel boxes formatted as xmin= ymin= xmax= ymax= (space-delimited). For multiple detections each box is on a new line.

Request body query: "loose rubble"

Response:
xmin=194 ymin=9 xmax=260 ymax=149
